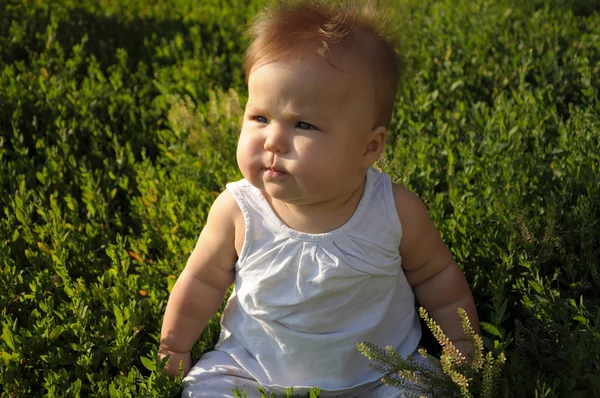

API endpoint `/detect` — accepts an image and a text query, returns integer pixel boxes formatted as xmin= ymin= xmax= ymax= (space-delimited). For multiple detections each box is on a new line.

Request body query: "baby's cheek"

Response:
xmin=236 ymin=151 xmax=261 ymax=188
xmin=236 ymin=137 xmax=253 ymax=164
xmin=236 ymin=155 xmax=252 ymax=178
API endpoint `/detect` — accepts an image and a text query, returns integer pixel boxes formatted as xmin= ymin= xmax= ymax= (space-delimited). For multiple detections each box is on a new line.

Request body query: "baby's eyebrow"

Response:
xmin=281 ymin=110 xmax=303 ymax=119
xmin=246 ymin=101 xmax=326 ymax=121
xmin=281 ymin=109 xmax=328 ymax=123
xmin=244 ymin=101 xmax=261 ymax=111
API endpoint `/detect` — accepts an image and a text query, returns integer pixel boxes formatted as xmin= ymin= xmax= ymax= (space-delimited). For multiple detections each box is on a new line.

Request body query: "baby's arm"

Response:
xmin=158 ymin=191 xmax=239 ymax=377
xmin=393 ymin=184 xmax=480 ymax=355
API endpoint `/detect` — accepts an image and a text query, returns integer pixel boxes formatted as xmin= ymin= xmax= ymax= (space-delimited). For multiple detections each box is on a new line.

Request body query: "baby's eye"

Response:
xmin=296 ymin=121 xmax=316 ymax=130
xmin=253 ymin=115 xmax=268 ymax=124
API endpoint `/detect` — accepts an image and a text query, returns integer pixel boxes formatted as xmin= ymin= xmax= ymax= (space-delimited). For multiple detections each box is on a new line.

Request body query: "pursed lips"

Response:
xmin=264 ymin=158 xmax=286 ymax=173
xmin=263 ymin=165 xmax=287 ymax=178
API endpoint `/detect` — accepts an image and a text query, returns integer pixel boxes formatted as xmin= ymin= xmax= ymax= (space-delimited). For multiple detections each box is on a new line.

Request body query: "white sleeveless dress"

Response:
xmin=183 ymin=168 xmax=423 ymax=396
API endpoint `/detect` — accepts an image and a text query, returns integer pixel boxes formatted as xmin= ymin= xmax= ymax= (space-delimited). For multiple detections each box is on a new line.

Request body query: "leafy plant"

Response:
xmin=359 ymin=308 xmax=506 ymax=398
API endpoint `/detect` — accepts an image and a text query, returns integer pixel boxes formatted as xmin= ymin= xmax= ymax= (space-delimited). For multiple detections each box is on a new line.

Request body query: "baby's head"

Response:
xmin=237 ymin=0 xmax=409 ymax=205
xmin=244 ymin=0 xmax=408 ymax=129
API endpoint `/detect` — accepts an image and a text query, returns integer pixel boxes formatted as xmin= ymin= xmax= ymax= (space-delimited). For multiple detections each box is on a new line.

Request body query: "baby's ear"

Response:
xmin=362 ymin=125 xmax=388 ymax=167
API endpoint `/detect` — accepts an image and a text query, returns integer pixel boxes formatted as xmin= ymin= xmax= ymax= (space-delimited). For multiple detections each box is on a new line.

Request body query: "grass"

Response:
xmin=1 ymin=0 xmax=599 ymax=396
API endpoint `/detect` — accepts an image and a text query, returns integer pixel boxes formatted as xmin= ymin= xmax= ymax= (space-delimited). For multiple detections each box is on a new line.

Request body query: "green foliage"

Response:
xmin=1 ymin=0 xmax=599 ymax=396
xmin=232 ymin=386 xmax=321 ymax=398
xmin=380 ymin=2 xmax=600 ymax=396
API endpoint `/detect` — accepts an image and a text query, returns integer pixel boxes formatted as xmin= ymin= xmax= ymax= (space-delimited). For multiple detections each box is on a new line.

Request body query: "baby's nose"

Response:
xmin=264 ymin=125 xmax=288 ymax=153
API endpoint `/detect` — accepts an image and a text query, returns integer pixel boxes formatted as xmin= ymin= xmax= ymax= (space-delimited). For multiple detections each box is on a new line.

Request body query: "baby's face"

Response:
xmin=237 ymin=57 xmax=378 ymax=206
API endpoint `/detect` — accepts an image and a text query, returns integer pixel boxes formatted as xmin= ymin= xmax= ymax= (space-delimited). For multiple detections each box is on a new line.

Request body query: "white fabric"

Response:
xmin=183 ymin=349 xmax=436 ymax=397
xmin=214 ymin=167 xmax=421 ymax=393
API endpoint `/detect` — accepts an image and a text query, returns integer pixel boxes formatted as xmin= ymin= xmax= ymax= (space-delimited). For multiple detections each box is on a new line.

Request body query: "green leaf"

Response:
xmin=140 ymin=356 xmax=156 ymax=371
xmin=2 ymin=325 xmax=15 ymax=351
xmin=450 ymin=80 xmax=464 ymax=92
xmin=582 ymin=88 xmax=594 ymax=97
xmin=49 ymin=326 xmax=64 ymax=340
xmin=108 ymin=383 xmax=117 ymax=397
xmin=36 ymin=171 xmax=44 ymax=184
xmin=15 ymin=208 xmax=26 ymax=225
xmin=1 ymin=351 xmax=12 ymax=365
xmin=480 ymin=322 xmax=502 ymax=337
xmin=114 ymin=305 xmax=124 ymax=328
xmin=529 ymin=280 xmax=544 ymax=294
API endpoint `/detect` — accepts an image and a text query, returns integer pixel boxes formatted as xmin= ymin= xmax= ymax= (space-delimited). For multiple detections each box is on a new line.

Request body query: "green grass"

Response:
xmin=1 ymin=0 xmax=599 ymax=396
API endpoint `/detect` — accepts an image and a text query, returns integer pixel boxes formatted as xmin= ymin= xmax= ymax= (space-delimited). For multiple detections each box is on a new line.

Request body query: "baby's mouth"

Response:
xmin=264 ymin=167 xmax=287 ymax=178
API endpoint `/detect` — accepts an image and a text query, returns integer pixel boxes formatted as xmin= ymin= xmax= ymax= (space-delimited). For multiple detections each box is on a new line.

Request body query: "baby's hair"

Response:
xmin=243 ymin=0 xmax=411 ymax=128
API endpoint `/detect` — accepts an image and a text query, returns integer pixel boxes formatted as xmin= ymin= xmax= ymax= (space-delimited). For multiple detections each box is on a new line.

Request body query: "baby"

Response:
xmin=158 ymin=0 xmax=480 ymax=397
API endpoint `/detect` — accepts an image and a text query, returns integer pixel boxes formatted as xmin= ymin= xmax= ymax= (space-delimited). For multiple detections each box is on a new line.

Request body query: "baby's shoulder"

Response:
xmin=388 ymin=182 xmax=453 ymax=280
xmin=210 ymin=189 xmax=242 ymax=221
xmin=389 ymin=182 xmax=432 ymax=236
xmin=390 ymin=183 xmax=426 ymax=215
xmin=206 ymin=190 xmax=244 ymax=236
xmin=211 ymin=189 xmax=246 ymax=255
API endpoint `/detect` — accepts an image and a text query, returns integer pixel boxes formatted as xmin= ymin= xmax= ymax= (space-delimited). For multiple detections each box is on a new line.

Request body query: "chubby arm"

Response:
xmin=158 ymin=190 xmax=240 ymax=376
xmin=393 ymin=184 xmax=480 ymax=353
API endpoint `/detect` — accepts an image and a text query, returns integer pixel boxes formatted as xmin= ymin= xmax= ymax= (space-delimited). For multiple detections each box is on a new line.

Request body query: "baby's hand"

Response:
xmin=157 ymin=346 xmax=192 ymax=379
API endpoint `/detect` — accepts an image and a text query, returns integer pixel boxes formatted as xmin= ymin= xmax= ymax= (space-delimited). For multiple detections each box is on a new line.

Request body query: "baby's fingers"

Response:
xmin=157 ymin=349 xmax=191 ymax=379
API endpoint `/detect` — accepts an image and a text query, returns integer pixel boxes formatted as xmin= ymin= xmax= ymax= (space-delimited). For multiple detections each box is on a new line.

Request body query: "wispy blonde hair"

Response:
xmin=243 ymin=0 xmax=411 ymax=128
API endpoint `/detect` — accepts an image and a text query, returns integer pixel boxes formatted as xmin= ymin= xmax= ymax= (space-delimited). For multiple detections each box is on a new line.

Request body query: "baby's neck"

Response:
xmin=265 ymin=178 xmax=366 ymax=234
